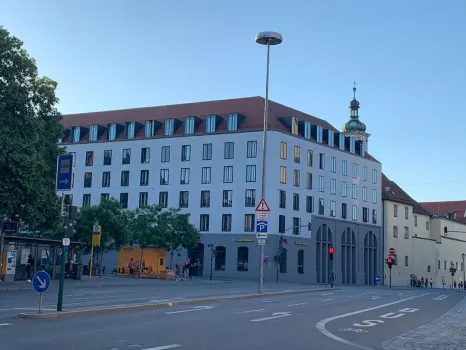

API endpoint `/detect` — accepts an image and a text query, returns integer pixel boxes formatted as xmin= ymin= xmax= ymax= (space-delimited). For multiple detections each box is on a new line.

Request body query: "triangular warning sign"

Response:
xmin=255 ymin=198 xmax=270 ymax=212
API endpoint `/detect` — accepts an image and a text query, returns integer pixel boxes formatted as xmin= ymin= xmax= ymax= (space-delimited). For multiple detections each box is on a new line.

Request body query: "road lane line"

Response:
xmin=321 ymin=292 xmax=334 ymax=296
xmin=322 ymin=298 xmax=334 ymax=301
xmin=0 ymin=323 xmax=12 ymax=327
xmin=235 ymin=309 xmax=265 ymax=314
xmin=165 ymin=306 xmax=214 ymax=315
xmin=288 ymin=303 xmax=306 ymax=307
xmin=316 ymin=293 xmax=430 ymax=350
xmin=143 ymin=345 xmax=182 ymax=350
xmin=251 ymin=312 xmax=292 ymax=322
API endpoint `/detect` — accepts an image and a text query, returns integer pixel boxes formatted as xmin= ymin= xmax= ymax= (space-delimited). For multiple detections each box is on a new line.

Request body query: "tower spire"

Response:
xmin=353 ymin=80 xmax=357 ymax=99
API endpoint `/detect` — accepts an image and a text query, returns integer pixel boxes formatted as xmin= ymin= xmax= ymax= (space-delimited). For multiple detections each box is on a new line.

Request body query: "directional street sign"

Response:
xmin=256 ymin=220 xmax=268 ymax=233
xmin=257 ymin=239 xmax=266 ymax=246
xmin=256 ymin=232 xmax=268 ymax=239
xmin=375 ymin=275 xmax=382 ymax=284
xmin=32 ymin=271 xmax=51 ymax=293
xmin=56 ymin=154 xmax=74 ymax=191
xmin=255 ymin=198 xmax=270 ymax=212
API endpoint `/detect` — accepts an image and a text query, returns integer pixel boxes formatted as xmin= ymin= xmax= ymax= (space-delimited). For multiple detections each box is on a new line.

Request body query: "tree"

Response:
xmin=73 ymin=198 xmax=130 ymax=275
xmin=0 ymin=26 xmax=64 ymax=232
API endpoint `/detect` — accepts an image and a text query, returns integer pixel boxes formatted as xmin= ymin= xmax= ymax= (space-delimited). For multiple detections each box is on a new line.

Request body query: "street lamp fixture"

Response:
xmin=255 ymin=31 xmax=283 ymax=295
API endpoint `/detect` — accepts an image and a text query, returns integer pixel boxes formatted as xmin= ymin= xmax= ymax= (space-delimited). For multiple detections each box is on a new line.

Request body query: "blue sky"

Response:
xmin=2 ymin=0 xmax=465 ymax=202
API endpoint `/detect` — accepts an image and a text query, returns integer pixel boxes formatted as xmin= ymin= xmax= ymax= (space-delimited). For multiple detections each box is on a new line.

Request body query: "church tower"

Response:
xmin=342 ymin=82 xmax=370 ymax=151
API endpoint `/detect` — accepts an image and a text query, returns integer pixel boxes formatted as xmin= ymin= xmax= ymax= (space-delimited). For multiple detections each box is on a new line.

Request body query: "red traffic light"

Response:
xmin=328 ymin=247 xmax=335 ymax=254
xmin=386 ymin=257 xmax=393 ymax=264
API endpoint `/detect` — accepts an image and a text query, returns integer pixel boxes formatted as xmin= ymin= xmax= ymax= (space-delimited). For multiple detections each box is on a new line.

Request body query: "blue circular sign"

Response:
xmin=375 ymin=275 xmax=382 ymax=283
xmin=32 ymin=270 xmax=51 ymax=293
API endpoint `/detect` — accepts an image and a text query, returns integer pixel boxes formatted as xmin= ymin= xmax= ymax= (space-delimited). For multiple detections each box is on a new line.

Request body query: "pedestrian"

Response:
xmin=128 ymin=258 xmax=134 ymax=278
xmin=424 ymin=278 xmax=428 ymax=288
xmin=430 ymin=277 xmax=433 ymax=288
xmin=26 ymin=255 xmax=34 ymax=282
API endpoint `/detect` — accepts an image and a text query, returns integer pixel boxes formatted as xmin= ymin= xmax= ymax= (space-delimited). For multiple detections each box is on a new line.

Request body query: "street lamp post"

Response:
xmin=462 ymin=253 xmax=465 ymax=290
xmin=255 ymin=31 xmax=283 ymax=294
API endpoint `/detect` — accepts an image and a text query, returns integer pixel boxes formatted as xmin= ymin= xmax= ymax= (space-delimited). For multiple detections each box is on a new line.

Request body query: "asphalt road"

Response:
xmin=0 ymin=286 xmax=462 ymax=350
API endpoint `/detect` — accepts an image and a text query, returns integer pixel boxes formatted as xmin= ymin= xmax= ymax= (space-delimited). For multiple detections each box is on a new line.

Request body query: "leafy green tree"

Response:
xmin=0 ymin=26 xmax=64 ymax=232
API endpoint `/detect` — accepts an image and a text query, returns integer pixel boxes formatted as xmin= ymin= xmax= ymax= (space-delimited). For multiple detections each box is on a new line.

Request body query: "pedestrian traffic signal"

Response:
xmin=444 ymin=226 xmax=448 ymax=236
xmin=386 ymin=257 xmax=394 ymax=269
xmin=328 ymin=246 xmax=335 ymax=260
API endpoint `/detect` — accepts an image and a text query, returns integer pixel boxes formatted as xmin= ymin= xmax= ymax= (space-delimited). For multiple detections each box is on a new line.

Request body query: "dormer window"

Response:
xmin=145 ymin=120 xmax=155 ymax=137
xmin=89 ymin=124 xmax=98 ymax=142
xmin=125 ymin=122 xmax=135 ymax=139
xmin=205 ymin=115 xmax=216 ymax=133
xmin=303 ymin=121 xmax=311 ymax=139
xmin=339 ymin=134 xmax=345 ymax=150
xmin=108 ymin=123 xmax=116 ymax=140
xmin=164 ymin=118 xmax=174 ymax=136
xmin=227 ymin=113 xmax=238 ymax=132
xmin=316 ymin=126 xmax=323 ymax=143
xmin=72 ymin=127 xmax=80 ymax=143
xmin=185 ymin=117 xmax=195 ymax=135
xmin=328 ymin=130 xmax=334 ymax=147
xmin=349 ymin=137 xmax=356 ymax=153
xmin=360 ymin=141 xmax=366 ymax=157
xmin=291 ymin=117 xmax=299 ymax=135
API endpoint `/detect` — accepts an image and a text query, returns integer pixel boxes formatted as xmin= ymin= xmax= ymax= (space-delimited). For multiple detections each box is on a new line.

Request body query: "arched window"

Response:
xmin=297 ymin=250 xmax=304 ymax=274
xmin=341 ymin=228 xmax=357 ymax=284
xmin=364 ymin=231 xmax=378 ymax=285
xmin=215 ymin=246 xmax=226 ymax=271
xmin=316 ymin=224 xmax=333 ymax=283
xmin=237 ymin=247 xmax=249 ymax=271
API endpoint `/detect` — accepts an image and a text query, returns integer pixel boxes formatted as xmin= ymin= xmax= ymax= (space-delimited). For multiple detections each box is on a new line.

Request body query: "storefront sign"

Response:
xmin=295 ymin=241 xmax=308 ymax=246
xmin=233 ymin=238 xmax=254 ymax=243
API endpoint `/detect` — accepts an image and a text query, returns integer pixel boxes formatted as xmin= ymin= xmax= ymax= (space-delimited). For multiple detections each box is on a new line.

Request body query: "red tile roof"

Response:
xmin=419 ymin=201 xmax=466 ymax=224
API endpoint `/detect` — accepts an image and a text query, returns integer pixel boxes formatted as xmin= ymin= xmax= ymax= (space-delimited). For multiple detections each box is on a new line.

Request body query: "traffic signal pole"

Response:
xmin=57 ymin=204 xmax=70 ymax=312
xmin=330 ymin=258 xmax=334 ymax=288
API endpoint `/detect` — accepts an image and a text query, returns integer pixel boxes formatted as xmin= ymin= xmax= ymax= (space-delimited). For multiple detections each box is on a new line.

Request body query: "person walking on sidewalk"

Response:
xmin=26 ymin=255 xmax=34 ymax=282
xmin=128 ymin=258 xmax=134 ymax=278
xmin=430 ymin=277 xmax=433 ymax=288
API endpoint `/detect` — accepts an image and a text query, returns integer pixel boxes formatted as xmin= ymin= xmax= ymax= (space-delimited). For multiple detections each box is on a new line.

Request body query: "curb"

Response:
xmin=17 ymin=287 xmax=339 ymax=319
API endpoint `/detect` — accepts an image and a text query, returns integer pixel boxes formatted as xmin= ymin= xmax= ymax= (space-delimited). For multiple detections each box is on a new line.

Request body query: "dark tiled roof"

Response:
xmin=419 ymin=201 xmax=466 ymax=224
xmin=382 ymin=173 xmax=431 ymax=216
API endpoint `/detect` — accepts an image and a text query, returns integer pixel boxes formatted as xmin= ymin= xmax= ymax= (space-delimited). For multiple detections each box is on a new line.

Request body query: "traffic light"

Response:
xmin=444 ymin=226 xmax=448 ymax=236
xmin=308 ymin=222 xmax=312 ymax=231
xmin=386 ymin=257 xmax=394 ymax=269
xmin=328 ymin=246 xmax=335 ymax=260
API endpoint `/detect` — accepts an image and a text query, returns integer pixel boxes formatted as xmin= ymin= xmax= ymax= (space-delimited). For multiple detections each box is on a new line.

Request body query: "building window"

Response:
xmin=426 ymin=221 xmax=430 ymax=230
xmin=404 ymin=226 xmax=409 ymax=239
xmin=141 ymin=147 xmax=150 ymax=164
xmin=101 ymin=193 xmax=109 ymax=201
xmin=120 ymin=193 xmax=128 ymax=209
xmin=237 ymin=247 xmax=249 ymax=271
xmin=293 ymin=169 xmax=300 ymax=187
xmin=319 ymin=176 xmax=324 ymax=192
xmin=280 ymin=166 xmax=286 ymax=184
xmin=362 ymin=186 xmax=367 ymax=202
xmin=72 ymin=126 xmax=80 ymax=143
xmin=125 ymin=122 xmax=135 ymax=139
xmin=205 ymin=115 xmax=216 ymax=133
xmin=307 ymin=150 xmax=313 ymax=166
xmin=352 ymin=205 xmax=357 ymax=221
xmin=414 ymin=215 xmax=418 ymax=227
xmin=293 ymin=193 xmax=299 ymax=211
xmin=393 ymin=226 xmax=398 ymax=238
xmin=121 ymin=171 xmax=130 ymax=186
xmin=215 ymin=246 xmax=226 ymax=271
xmin=161 ymin=146 xmax=170 ymax=162
xmin=438 ymin=260 xmax=441 ymax=269
xmin=245 ymin=189 xmax=256 ymax=207
xmin=372 ymin=169 xmax=378 ymax=184
xmin=278 ymin=215 xmax=285 ymax=233
xmin=405 ymin=256 xmax=409 ymax=267
xmin=145 ymin=120 xmax=155 ymax=137
xmin=222 ymin=190 xmax=232 ymax=207
xmin=428 ymin=265 xmax=431 ymax=273
xmin=185 ymin=117 xmax=195 ymax=135
xmin=306 ymin=196 xmax=314 ymax=213
xmin=316 ymin=125 xmax=323 ymax=143
xmin=280 ymin=142 xmax=287 ymax=159
xmin=84 ymin=172 xmax=92 ymax=188
xmin=394 ymin=204 xmax=398 ymax=217
xmin=247 ymin=141 xmax=257 ymax=158
xmin=362 ymin=207 xmax=369 ymax=222
xmin=85 ymin=151 xmax=94 ymax=166
xmin=222 ymin=214 xmax=232 ymax=232
xmin=181 ymin=145 xmax=191 ymax=161
xmin=164 ymin=118 xmax=174 ymax=136
xmin=201 ymin=167 xmax=211 ymax=184
xmin=202 ymin=143 xmax=212 ymax=160
xmin=139 ymin=192 xmax=148 ymax=208
xmin=279 ymin=190 xmax=286 ymax=208
xmin=352 ymin=163 xmax=358 ymax=178
xmin=244 ymin=214 xmax=255 ymax=232
xmin=122 ymin=149 xmax=131 ymax=164
xmin=306 ymin=173 xmax=312 ymax=189
xmin=352 ymin=184 xmax=357 ymax=199
xmin=330 ymin=179 xmax=336 ymax=195
xmin=405 ymin=207 xmax=409 ymax=219
xmin=179 ymin=191 xmax=189 ymax=208
xmin=331 ymin=157 xmax=336 ymax=173
xmin=297 ymin=250 xmax=304 ymax=274
xmin=349 ymin=137 xmax=355 ymax=153
xmin=82 ymin=194 xmax=91 ymax=206
xmin=330 ymin=201 xmax=336 ymax=217
xmin=159 ymin=191 xmax=168 ymax=208
xmin=103 ymin=150 xmax=112 ymax=166
xmin=342 ymin=160 xmax=347 ymax=176
xmin=372 ymin=189 xmax=377 ymax=204
xmin=223 ymin=166 xmax=233 ymax=183
xmin=89 ymin=124 xmax=98 ymax=141
xmin=200 ymin=214 xmax=210 ymax=231
xmin=106 ymin=123 xmax=116 ymax=140
xmin=292 ymin=217 xmax=301 ymax=235
xmin=342 ymin=181 xmax=347 ymax=197
xmin=227 ymin=113 xmax=238 ymax=131
xmin=342 ymin=203 xmax=347 ymax=219
xmin=319 ymin=198 xmax=324 ymax=215
xmin=372 ymin=209 xmax=377 ymax=224
xmin=224 ymin=142 xmax=234 ymax=159
xmin=303 ymin=121 xmax=311 ymax=139
xmin=180 ymin=168 xmax=190 ymax=184
xmin=246 ymin=165 xmax=256 ymax=182
xmin=160 ymin=169 xmax=169 ymax=185
xmin=291 ymin=116 xmax=299 ymax=135
xmin=200 ymin=190 xmax=210 ymax=207
xmin=102 ymin=172 xmax=111 ymax=187
xmin=362 ymin=166 xmax=367 ymax=181
xmin=319 ymin=153 xmax=325 ymax=170
xmin=294 ymin=146 xmax=300 ymax=163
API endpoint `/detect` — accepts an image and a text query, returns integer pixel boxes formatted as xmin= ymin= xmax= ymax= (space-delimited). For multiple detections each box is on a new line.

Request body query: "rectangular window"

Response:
xmin=372 ymin=189 xmax=377 ymax=204
xmin=426 ymin=221 xmax=430 ymax=230
xmin=278 ymin=215 xmax=286 ymax=233
xmin=85 ymin=151 xmax=94 ymax=166
xmin=201 ymin=167 xmax=211 ymax=184
xmin=161 ymin=146 xmax=170 ymax=162
xmin=405 ymin=256 xmax=408 ymax=267
xmin=362 ymin=166 xmax=367 ymax=181
xmin=342 ymin=181 xmax=347 ymax=197
xmin=145 ymin=120 xmax=155 ymax=138
xmin=102 ymin=171 xmax=111 ymax=187
xmin=319 ymin=153 xmax=325 ymax=170
xmin=103 ymin=150 xmax=112 ymax=166
xmin=303 ymin=121 xmax=311 ymax=139
xmin=372 ymin=169 xmax=378 ymax=184
xmin=294 ymin=146 xmax=300 ymax=163
xmin=222 ymin=214 xmax=232 ymax=231
xmin=319 ymin=198 xmax=324 ymax=215
xmin=307 ymin=150 xmax=313 ymax=166
xmin=405 ymin=207 xmax=409 ymax=219
xmin=362 ymin=207 xmax=369 ymax=222
xmin=120 ymin=193 xmax=128 ymax=209
xmin=349 ymin=137 xmax=355 ymax=153
xmin=414 ymin=215 xmax=418 ymax=227
xmin=141 ymin=147 xmax=150 ymax=164
xmin=223 ymin=166 xmax=233 ymax=183
xmin=122 ymin=149 xmax=131 ymax=164
xmin=224 ymin=142 xmax=234 ymax=159
xmin=293 ymin=169 xmax=300 ymax=187
xmin=179 ymin=191 xmax=189 ymax=208
xmin=404 ymin=226 xmax=409 ymax=239
xmin=82 ymin=194 xmax=91 ymax=206
xmin=331 ymin=157 xmax=336 ymax=173
xmin=297 ymin=250 xmax=304 ymax=274
xmin=159 ymin=191 xmax=168 ymax=208
xmin=319 ymin=175 xmax=324 ymax=192
xmin=139 ymin=192 xmax=148 ymax=208
xmin=160 ymin=169 xmax=169 ymax=185
xmin=306 ymin=173 xmax=312 ymax=189
xmin=180 ymin=168 xmax=190 ymax=184
xmin=181 ymin=145 xmax=191 ymax=161
xmin=200 ymin=190 xmax=210 ymax=207
xmin=72 ymin=126 xmax=80 ymax=142
xmin=394 ymin=204 xmax=398 ymax=217
xmin=89 ymin=124 xmax=98 ymax=141
xmin=352 ymin=205 xmax=357 ymax=221
xmin=121 ymin=170 xmax=130 ymax=186
xmin=279 ymin=190 xmax=286 ymax=208
xmin=125 ymin=122 xmax=135 ymax=139
xmin=84 ymin=172 xmax=92 ymax=188
xmin=247 ymin=141 xmax=257 ymax=158
xmin=352 ymin=163 xmax=358 ymax=178
xmin=200 ymin=214 xmax=210 ymax=231
xmin=246 ymin=165 xmax=256 ymax=182
xmin=393 ymin=226 xmax=398 ymax=238
xmin=107 ymin=123 xmax=116 ymax=140
xmin=330 ymin=179 xmax=336 ymax=195
xmin=293 ymin=193 xmax=299 ymax=211
xmin=244 ymin=214 xmax=255 ymax=232
xmin=291 ymin=116 xmax=299 ymax=135
xmin=342 ymin=160 xmax=347 ymax=176
xmin=330 ymin=201 xmax=336 ymax=217
xmin=352 ymin=184 xmax=357 ymax=199
xmin=342 ymin=203 xmax=347 ymax=219
xmin=185 ymin=116 xmax=195 ymax=135
xmin=372 ymin=209 xmax=377 ymax=224
xmin=164 ymin=118 xmax=174 ymax=136
xmin=280 ymin=166 xmax=286 ymax=184
xmin=292 ymin=217 xmax=301 ymax=235
xmin=222 ymin=190 xmax=233 ymax=207
xmin=280 ymin=142 xmax=287 ymax=160
xmin=101 ymin=193 xmax=109 ymax=201
xmin=227 ymin=113 xmax=238 ymax=132
xmin=316 ymin=125 xmax=323 ymax=143
xmin=140 ymin=170 xmax=149 ymax=186
xmin=202 ymin=143 xmax=212 ymax=160
xmin=245 ymin=189 xmax=256 ymax=207
xmin=205 ymin=115 xmax=216 ymax=133
xmin=306 ymin=196 xmax=314 ymax=213
xmin=362 ymin=186 xmax=367 ymax=202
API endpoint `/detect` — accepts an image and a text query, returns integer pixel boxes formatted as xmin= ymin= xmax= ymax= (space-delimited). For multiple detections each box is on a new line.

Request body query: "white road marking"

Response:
xmin=316 ymin=293 xmax=430 ymax=350
xmin=143 ymin=345 xmax=182 ymax=350
xmin=321 ymin=292 xmax=334 ymax=296
xmin=322 ymin=298 xmax=335 ymax=301
xmin=251 ymin=312 xmax=292 ymax=322
xmin=433 ymin=295 xmax=448 ymax=301
xmin=165 ymin=306 xmax=214 ymax=315
xmin=288 ymin=303 xmax=306 ymax=307
xmin=371 ymin=296 xmax=381 ymax=300
xmin=0 ymin=323 xmax=12 ymax=327
xmin=234 ymin=309 xmax=265 ymax=314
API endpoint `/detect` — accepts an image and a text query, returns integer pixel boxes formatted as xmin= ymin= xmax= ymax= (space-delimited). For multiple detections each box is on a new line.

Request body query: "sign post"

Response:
xmin=90 ymin=224 xmax=101 ymax=280
xmin=32 ymin=271 xmax=51 ymax=313
xmin=375 ymin=275 xmax=382 ymax=287
xmin=256 ymin=198 xmax=270 ymax=294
